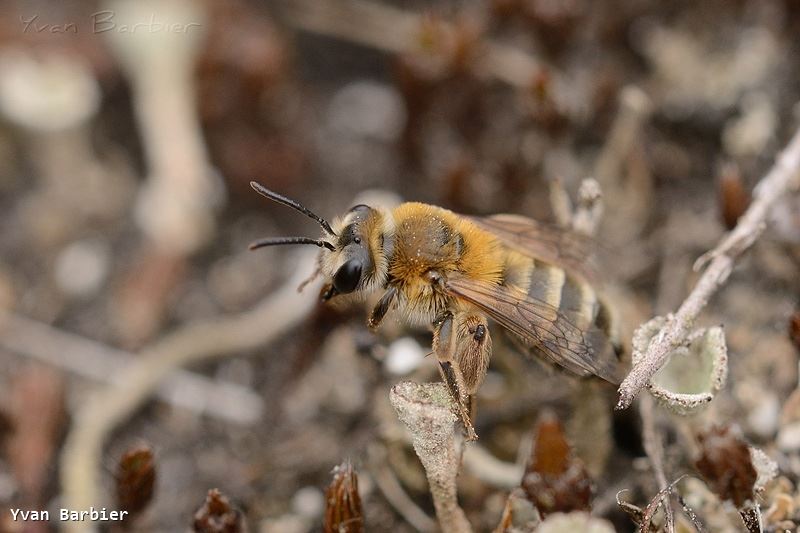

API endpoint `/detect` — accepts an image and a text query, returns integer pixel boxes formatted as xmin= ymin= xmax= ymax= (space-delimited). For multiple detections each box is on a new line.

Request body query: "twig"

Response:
xmin=104 ymin=0 xmax=216 ymax=254
xmin=280 ymin=0 xmax=545 ymax=88
xmin=548 ymin=177 xmax=574 ymax=229
xmin=572 ymin=178 xmax=604 ymax=237
xmin=594 ymin=86 xmax=653 ymax=192
xmin=0 ymin=313 xmax=264 ymax=425
xmin=462 ymin=444 xmax=523 ymax=489
xmin=638 ymin=476 xmax=686 ymax=533
xmin=389 ymin=381 xmax=472 ymax=533
xmin=547 ymin=176 xmax=604 ymax=237
xmin=640 ymin=394 xmax=674 ymax=532
xmin=60 ymin=249 xmax=320 ymax=533
xmin=593 ymin=86 xmax=654 ymax=247
xmin=674 ymin=491 xmax=707 ymax=533
xmin=617 ymin=125 xmax=800 ymax=410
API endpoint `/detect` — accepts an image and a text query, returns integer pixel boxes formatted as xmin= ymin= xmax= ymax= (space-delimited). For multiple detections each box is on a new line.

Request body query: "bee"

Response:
xmin=249 ymin=181 xmax=623 ymax=439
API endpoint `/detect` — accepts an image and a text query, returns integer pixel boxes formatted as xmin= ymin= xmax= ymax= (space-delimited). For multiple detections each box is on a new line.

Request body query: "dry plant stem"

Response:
xmin=640 ymin=394 xmax=674 ymax=532
xmin=593 ymin=86 xmax=654 ymax=248
xmin=618 ymin=125 xmax=800 ymax=409
xmin=572 ymin=178 xmax=604 ymax=237
xmin=390 ymin=382 xmax=472 ymax=533
xmin=105 ymin=0 xmax=215 ymax=254
xmin=281 ymin=0 xmax=545 ymax=88
xmin=548 ymin=177 xmax=574 ymax=228
xmin=368 ymin=445 xmax=437 ymax=533
xmin=594 ymin=86 xmax=652 ymax=190
xmin=60 ymin=249 xmax=319 ymax=533
xmin=0 ymin=313 xmax=263 ymax=425
xmin=462 ymin=444 xmax=523 ymax=489
xmin=548 ymin=177 xmax=603 ymax=236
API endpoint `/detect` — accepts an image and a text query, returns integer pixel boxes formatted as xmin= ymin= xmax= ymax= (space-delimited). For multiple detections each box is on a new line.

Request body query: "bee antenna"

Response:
xmin=250 ymin=181 xmax=337 ymax=237
xmin=249 ymin=237 xmax=336 ymax=252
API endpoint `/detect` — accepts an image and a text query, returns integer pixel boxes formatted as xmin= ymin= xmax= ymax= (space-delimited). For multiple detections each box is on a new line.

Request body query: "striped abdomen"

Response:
xmin=501 ymin=251 xmax=619 ymax=350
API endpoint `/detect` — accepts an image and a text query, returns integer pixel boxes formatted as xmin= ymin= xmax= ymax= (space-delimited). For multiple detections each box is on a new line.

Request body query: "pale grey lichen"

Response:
xmin=389 ymin=381 xmax=472 ymax=533
xmin=749 ymin=447 xmax=778 ymax=494
xmin=535 ymin=512 xmax=615 ymax=533
xmin=494 ymin=487 xmax=541 ymax=533
xmin=632 ymin=316 xmax=728 ymax=415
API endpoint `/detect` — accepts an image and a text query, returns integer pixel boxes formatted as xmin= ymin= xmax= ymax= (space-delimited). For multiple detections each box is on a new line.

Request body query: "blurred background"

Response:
xmin=0 ymin=0 xmax=799 ymax=531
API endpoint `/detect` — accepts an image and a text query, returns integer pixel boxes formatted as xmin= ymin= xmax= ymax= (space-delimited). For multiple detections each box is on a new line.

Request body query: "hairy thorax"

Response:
xmin=387 ymin=203 xmax=505 ymax=324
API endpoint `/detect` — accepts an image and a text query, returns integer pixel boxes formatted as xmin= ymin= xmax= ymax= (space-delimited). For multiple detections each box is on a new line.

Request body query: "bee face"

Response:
xmin=322 ymin=204 xmax=392 ymax=299
xmin=330 ymin=205 xmax=374 ymax=294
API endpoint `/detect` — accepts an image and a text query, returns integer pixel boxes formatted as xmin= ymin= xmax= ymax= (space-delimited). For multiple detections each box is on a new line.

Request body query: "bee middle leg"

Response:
xmin=432 ymin=312 xmax=492 ymax=441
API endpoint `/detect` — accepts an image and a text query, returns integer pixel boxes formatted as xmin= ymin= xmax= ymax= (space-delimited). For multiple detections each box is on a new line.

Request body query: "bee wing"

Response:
xmin=446 ymin=276 xmax=623 ymax=384
xmin=467 ymin=214 xmax=599 ymax=282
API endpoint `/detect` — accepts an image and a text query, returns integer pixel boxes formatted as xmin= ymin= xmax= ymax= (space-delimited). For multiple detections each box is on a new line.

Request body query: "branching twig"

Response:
xmin=640 ymin=394 xmax=675 ymax=532
xmin=617 ymin=126 xmax=800 ymax=410
xmin=547 ymin=176 xmax=604 ymax=237
xmin=60 ymin=249 xmax=320 ymax=533
xmin=638 ymin=476 xmax=686 ymax=533
xmin=389 ymin=381 xmax=472 ymax=533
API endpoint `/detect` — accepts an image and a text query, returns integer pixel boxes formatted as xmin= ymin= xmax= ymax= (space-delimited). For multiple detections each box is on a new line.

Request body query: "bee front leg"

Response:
xmin=368 ymin=286 xmax=397 ymax=330
xmin=433 ymin=312 xmax=492 ymax=441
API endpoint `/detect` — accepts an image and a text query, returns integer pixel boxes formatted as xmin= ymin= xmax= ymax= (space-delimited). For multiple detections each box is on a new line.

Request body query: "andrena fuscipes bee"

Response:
xmin=249 ymin=181 xmax=623 ymax=439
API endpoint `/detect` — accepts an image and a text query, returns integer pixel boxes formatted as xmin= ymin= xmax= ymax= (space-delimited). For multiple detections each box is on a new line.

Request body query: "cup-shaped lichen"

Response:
xmin=633 ymin=316 xmax=728 ymax=415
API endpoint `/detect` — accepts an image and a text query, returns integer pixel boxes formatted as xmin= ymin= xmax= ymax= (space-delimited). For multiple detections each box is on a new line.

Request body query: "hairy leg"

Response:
xmin=432 ymin=312 xmax=492 ymax=441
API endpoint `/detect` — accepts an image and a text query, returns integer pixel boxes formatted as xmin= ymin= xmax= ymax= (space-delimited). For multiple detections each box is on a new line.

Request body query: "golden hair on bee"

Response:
xmin=249 ymin=181 xmax=624 ymax=441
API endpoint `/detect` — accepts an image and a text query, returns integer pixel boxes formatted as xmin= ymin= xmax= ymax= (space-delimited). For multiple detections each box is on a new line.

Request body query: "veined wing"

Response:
xmin=467 ymin=214 xmax=599 ymax=282
xmin=446 ymin=276 xmax=622 ymax=384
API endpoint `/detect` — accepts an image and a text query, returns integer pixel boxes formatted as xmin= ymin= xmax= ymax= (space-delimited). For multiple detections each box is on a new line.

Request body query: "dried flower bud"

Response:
xmin=521 ymin=411 xmax=593 ymax=516
xmin=7 ymin=366 xmax=66 ymax=503
xmin=718 ymin=164 xmax=750 ymax=230
xmin=115 ymin=444 xmax=156 ymax=519
xmin=193 ymin=489 xmax=244 ymax=533
xmin=789 ymin=311 xmax=800 ymax=351
xmin=323 ymin=461 xmax=364 ymax=533
xmin=695 ymin=426 xmax=756 ymax=508
xmin=0 ymin=407 xmax=14 ymax=446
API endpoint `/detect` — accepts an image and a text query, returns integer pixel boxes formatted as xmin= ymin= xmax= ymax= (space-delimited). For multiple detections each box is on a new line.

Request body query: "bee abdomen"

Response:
xmin=558 ymin=274 xmax=598 ymax=331
xmin=525 ymin=260 xmax=611 ymax=335
xmin=561 ymin=275 xmax=619 ymax=353
xmin=525 ymin=261 xmax=565 ymax=311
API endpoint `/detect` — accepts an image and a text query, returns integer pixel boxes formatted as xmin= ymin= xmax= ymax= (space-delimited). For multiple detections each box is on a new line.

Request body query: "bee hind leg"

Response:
xmin=432 ymin=312 xmax=492 ymax=441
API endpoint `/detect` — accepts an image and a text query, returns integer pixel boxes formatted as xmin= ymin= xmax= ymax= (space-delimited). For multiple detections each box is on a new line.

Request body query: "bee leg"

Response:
xmin=297 ymin=264 xmax=322 ymax=293
xmin=433 ymin=313 xmax=475 ymax=439
xmin=454 ymin=314 xmax=492 ymax=399
xmin=368 ymin=286 xmax=397 ymax=330
xmin=433 ymin=313 xmax=491 ymax=441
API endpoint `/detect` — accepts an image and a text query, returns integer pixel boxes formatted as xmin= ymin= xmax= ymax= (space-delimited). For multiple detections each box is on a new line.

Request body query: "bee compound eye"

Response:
xmin=333 ymin=258 xmax=362 ymax=294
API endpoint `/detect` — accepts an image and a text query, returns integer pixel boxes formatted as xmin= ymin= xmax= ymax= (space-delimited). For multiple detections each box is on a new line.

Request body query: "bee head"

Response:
xmin=248 ymin=182 xmax=391 ymax=300
xmin=323 ymin=204 xmax=391 ymax=298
